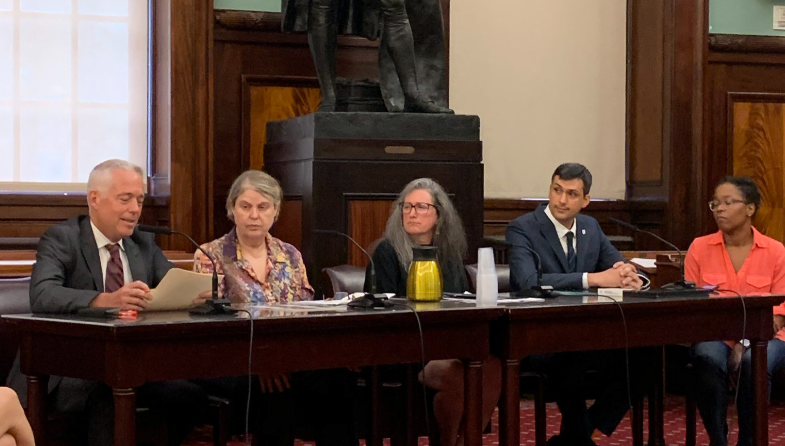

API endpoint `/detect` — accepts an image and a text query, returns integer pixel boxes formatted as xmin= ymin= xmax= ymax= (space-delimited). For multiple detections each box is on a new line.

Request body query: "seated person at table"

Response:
xmin=364 ymin=177 xmax=501 ymax=446
xmin=6 ymin=159 xmax=207 ymax=446
xmin=506 ymin=163 xmax=644 ymax=446
xmin=194 ymin=169 xmax=355 ymax=446
xmin=686 ymin=176 xmax=785 ymax=446
xmin=0 ymin=387 xmax=34 ymax=446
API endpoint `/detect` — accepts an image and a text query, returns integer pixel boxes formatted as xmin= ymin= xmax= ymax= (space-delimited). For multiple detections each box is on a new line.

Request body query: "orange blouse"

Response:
xmin=685 ymin=227 xmax=785 ymax=342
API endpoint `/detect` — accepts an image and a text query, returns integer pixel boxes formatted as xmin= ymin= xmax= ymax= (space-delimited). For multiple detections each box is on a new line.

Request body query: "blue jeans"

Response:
xmin=691 ymin=339 xmax=785 ymax=446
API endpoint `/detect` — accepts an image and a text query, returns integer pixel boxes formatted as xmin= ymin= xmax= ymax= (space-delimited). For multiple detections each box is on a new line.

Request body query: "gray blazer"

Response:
xmin=7 ymin=215 xmax=173 ymax=405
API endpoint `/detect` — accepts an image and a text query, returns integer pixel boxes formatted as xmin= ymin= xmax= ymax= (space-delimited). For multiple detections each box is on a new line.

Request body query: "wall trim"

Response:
xmin=709 ymin=34 xmax=785 ymax=54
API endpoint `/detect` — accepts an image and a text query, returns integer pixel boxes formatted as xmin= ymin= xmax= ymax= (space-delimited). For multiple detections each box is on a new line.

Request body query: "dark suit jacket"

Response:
xmin=505 ymin=205 xmax=623 ymax=291
xmin=8 ymin=215 xmax=173 ymax=404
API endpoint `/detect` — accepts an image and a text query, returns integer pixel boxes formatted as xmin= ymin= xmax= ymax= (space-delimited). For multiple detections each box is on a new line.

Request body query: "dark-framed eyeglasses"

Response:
xmin=400 ymin=202 xmax=436 ymax=215
xmin=708 ymin=199 xmax=746 ymax=212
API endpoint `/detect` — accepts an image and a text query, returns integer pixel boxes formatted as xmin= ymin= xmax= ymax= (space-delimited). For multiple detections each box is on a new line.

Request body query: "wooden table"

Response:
xmin=3 ymin=300 xmax=502 ymax=446
xmin=494 ymin=293 xmax=783 ymax=446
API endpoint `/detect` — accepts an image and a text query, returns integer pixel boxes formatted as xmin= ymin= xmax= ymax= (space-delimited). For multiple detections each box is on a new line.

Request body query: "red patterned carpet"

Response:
xmin=184 ymin=396 xmax=785 ymax=446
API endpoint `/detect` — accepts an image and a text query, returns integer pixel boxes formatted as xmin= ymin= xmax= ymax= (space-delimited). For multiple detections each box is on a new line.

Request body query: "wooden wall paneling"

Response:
xmin=242 ymin=76 xmax=321 ymax=170
xmin=626 ymin=0 xmax=707 ymax=249
xmin=347 ymin=200 xmax=394 ymax=267
xmin=271 ymin=200 xmax=303 ymax=251
xmin=704 ymin=35 xmax=785 ymax=236
xmin=167 ymin=0 xmax=214 ymax=249
xmin=728 ymin=94 xmax=785 ymax=242
xmin=665 ymin=0 xmax=706 ymax=250
xmin=627 ymin=0 xmax=666 ymax=194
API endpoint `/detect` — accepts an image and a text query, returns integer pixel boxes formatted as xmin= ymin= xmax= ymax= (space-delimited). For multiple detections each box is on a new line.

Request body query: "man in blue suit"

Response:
xmin=506 ymin=163 xmax=644 ymax=446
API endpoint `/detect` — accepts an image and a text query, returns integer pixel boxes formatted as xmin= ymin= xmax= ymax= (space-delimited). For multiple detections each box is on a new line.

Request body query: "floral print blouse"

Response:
xmin=194 ymin=228 xmax=314 ymax=304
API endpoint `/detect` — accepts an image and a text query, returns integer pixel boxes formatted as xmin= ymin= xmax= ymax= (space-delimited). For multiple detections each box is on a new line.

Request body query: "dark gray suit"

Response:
xmin=506 ymin=204 xmax=623 ymax=290
xmin=8 ymin=215 xmax=205 ymax=446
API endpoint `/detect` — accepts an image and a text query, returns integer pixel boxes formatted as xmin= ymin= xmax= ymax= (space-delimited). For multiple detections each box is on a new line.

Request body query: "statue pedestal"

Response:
xmin=264 ymin=112 xmax=483 ymax=295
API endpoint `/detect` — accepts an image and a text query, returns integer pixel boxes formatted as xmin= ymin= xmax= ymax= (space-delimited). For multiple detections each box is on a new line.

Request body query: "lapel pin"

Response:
xmin=582 ymin=229 xmax=586 ymax=235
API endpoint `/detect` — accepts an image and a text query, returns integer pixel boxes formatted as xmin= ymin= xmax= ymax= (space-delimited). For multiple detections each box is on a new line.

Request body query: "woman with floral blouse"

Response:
xmin=194 ymin=170 xmax=355 ymax=446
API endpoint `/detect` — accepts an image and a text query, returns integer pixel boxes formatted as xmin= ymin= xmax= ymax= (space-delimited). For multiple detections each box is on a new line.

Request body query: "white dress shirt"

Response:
xmin=544 ymin=206 xmax=589 ymax=289
xmin=90 ymin=221 xmax=132 ymax=290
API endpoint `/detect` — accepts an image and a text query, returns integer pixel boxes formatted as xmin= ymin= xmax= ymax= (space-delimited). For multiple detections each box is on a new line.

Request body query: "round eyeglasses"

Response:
xmin=708 ymin=199 xmax=746 ymax=212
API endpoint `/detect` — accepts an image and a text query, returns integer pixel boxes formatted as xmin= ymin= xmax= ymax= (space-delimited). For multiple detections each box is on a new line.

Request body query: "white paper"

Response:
xmin=146 ymin=269 xmax=221 ymax=311
xmin=630 ymin=258 xmax=657 ymax=269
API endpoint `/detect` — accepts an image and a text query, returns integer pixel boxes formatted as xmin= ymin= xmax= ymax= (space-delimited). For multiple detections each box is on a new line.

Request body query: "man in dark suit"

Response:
xmin=8 ymin=159 xmax=206 ymax=446
xmin=506 ymin=163 xmax=644 ymax=446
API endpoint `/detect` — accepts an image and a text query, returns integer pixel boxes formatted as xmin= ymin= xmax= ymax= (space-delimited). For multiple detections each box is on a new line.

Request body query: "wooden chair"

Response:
xmin=321 ymin=264 xmax=439 ymax=446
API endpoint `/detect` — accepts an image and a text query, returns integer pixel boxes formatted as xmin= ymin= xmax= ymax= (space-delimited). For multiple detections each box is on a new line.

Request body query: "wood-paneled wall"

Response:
xmin=704 ymin=36 xmax=785 ymax=240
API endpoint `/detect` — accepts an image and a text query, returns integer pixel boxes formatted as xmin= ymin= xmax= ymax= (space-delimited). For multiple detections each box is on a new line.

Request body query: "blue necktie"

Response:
xmin=566 ymin=232 xmax=577 ymax=273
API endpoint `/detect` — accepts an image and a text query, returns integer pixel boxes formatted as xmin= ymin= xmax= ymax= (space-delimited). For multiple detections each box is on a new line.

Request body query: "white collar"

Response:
xmin=90 ymin=220 xmax=125 ymax=251
xmin=544 ymin=205 xmax=576 ymax=240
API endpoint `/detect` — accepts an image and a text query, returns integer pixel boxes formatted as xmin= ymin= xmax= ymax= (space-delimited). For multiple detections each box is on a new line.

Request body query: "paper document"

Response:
xmin=146 ymin=269 xmax=221 ymax=311
xmin=631 ymin=258 xmax=657 ymax=269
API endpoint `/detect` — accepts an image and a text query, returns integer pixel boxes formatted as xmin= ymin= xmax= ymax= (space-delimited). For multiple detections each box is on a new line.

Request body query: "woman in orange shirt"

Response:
xmin=685 ymin=176 xmax=785 ymax=446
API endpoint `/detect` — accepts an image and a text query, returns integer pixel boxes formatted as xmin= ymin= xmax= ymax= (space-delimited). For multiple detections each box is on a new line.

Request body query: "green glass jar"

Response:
xmin=406 ymin=246 xmax=443 ymax=302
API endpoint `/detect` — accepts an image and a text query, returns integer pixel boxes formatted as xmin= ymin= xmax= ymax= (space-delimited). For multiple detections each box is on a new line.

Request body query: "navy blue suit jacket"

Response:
xmin=505 ymin=205 xmax=624 ymax=290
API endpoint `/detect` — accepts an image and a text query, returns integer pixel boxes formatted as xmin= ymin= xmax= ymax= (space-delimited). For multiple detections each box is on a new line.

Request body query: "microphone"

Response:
xmin=136 ymin=225 xmax=236 ymax=315
xmin=313 ymin=229 xmax=392 ymax=309
xmin=500 ymin=240 xmax=556 ymax=298
xmin=607 ymin=218 xmax=696 ymax=290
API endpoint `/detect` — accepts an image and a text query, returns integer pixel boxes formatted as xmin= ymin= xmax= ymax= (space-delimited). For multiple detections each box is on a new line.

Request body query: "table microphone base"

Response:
xmin=347 ymin=293 xmax=392 ymax=309
xmin=189 ymin=298 xmax=238 ymax=315
xmin=515 ymin=285 xmax=557 ymax=299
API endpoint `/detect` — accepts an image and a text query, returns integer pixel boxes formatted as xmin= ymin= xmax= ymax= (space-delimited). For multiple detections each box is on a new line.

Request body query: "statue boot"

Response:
xmin=308 ymin=0 xmax=339 ymax=112
xmin=381 ymin=0 xmax=453 ymax=114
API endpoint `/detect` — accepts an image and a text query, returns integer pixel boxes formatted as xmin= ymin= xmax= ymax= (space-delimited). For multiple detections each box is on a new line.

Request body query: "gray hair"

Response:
xmin=225 ymin=170 xmax=282 ymax=222
xmin=86 ymin=159 xmax=144 ymax=196
xmin=384 ymin=178 xmax=467 ymax=270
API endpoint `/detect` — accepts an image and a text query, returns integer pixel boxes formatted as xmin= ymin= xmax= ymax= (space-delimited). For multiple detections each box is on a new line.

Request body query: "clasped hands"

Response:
xmin=588 ymin=261 xmax=643 ymax=290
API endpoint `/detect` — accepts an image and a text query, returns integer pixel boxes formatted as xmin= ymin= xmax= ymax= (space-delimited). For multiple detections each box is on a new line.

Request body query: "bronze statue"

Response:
xmin=282 ymin=0 xmax=453 ymax=113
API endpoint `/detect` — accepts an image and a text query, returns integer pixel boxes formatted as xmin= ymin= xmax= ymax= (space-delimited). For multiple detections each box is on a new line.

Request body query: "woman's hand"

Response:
xmin=192 ymin=289 xmax=221 ymax=306
xmin=774 ymin=315 xmax=785 ymax=337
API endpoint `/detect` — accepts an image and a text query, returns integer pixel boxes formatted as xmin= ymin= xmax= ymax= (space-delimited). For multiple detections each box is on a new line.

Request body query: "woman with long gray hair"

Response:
xmin=367 ymin=178 xmax=468 ymax=295
xmin=365 ymin=178 xmax=500 ymax=446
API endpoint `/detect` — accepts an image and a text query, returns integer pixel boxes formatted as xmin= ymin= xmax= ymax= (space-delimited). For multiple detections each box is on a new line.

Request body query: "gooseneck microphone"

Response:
xmin=136 ymin=225 xmax=236 ymax=315
xmin=607 ymin=218 xmax=696 ymax=290
xmin=313 ymin=229 xmax=392 ymax=309
xmin=501 ymin=240 xmax=556 ymax=298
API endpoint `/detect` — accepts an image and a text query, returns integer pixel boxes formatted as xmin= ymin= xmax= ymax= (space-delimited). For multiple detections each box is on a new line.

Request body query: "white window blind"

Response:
xmin=0 ymin=0 xmax=148 ymax=192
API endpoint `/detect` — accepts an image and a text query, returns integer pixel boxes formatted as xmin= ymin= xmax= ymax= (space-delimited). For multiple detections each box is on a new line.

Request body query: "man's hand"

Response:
xmin=90 ymin=281 xmax=152 ymax=311
xmin=774 ymin=315 xmax=785 ymax=336
xmin=588 ymin=262 xmax=643 ymax=290
xmin=616 ymin=262 xmax=643 ymax=290
xmin=259 ymin=374 xmax=291 ymax=393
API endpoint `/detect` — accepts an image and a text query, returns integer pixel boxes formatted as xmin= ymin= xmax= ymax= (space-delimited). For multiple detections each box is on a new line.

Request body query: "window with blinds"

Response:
xmin=0 ymin=0 xmax=148 ymax=191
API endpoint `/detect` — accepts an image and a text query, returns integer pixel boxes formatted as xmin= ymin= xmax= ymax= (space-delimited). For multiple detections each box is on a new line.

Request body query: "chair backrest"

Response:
xmin=465 ymin=263 xmax=511 ymax=293
xmin=0 ymin=277 xmax=31 ymax=384
xmin=322 ymin=265 xmax=367 ymax=297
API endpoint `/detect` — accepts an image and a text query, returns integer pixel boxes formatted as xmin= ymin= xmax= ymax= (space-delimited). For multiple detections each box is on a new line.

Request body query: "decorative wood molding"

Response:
xmin=214 ymin=9 xmax=281 ymax=32
xmin=709 ymin=34 xmax=785 ymax=54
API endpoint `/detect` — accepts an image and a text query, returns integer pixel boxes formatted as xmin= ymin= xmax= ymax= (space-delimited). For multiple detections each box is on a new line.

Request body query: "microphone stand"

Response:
xmin=314 ymin=229 xmax=392 ymax=309
xmin=136 ymin=225 xmax=236 ymax=315
xmin=608 ymin=218 xmax=697 ymax=290
xmin=504 ymin=241 xmax=557 ymax=298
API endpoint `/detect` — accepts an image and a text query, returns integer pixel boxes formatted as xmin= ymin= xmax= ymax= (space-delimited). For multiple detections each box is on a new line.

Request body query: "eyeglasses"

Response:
xmin=708 ymin=199 xmax=746 ymax=212
xmin=400 ymin=202 xmax=436 ymax=215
